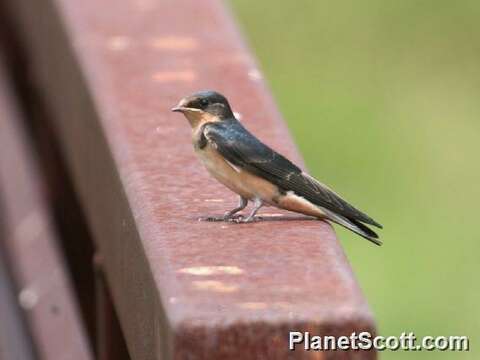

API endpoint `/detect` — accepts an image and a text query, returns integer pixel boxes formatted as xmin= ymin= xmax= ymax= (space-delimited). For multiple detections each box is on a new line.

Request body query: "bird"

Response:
xmin=172 ymin=90 xmax=383 ymax=245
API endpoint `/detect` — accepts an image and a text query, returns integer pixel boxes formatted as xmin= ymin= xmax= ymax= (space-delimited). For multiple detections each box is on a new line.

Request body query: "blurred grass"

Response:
xmin=228 ymin=0 xmax=480 ymax=358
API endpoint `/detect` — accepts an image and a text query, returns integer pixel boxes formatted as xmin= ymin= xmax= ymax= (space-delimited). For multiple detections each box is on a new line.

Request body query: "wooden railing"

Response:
xmin=0 ymin=57 xmax=93 ymax=359
xmin=0 ymin=0 xmax=377 ymax=358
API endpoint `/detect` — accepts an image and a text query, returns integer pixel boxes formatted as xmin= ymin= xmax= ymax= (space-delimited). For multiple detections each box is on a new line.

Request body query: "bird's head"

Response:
xmin=171 ymin=90 xmax=234 ymax=127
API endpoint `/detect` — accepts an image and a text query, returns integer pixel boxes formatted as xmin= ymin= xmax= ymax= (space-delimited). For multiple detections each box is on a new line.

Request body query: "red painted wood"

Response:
xmin=2 ymin=0 xmax=377 ymax=358
xmin=0 ymin=58 xmax=93 ymax=360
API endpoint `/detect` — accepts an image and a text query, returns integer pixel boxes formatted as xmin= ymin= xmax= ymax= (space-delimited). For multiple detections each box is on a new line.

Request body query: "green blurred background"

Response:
xmin=229 ymin=1 xmax=479 ymax=358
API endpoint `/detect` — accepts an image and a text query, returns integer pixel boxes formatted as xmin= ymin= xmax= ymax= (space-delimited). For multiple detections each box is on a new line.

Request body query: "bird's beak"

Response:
xmin=171 ymin=106 xmax=187 ymax=113
xmin=171 ymin=106 xmax=200 ymax=113
xmin=171 ymin=97 xmax=188 ymax=113
xmin=171 ymin=97 xmax=202 ymax=114
xmin=171 ymin=97 xmax=195 ymax=113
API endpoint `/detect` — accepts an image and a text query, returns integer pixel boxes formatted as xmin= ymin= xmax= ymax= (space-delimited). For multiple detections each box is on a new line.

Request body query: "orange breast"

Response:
xmin=195 ymin=143 xmax=280 ymax=202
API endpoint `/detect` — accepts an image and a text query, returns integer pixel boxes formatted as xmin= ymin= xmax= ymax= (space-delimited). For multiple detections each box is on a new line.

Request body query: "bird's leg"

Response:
xmin=200 ymin=196 xmax=248 ymax=222
xmin=236 ymin=198 xmax=263 ymax=223
xmin=223 ymin=196 xmax=248 ymax=221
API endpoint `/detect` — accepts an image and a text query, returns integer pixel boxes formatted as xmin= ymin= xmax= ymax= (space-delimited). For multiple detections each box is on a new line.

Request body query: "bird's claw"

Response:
xmin=198 ymin=216 xmax=225 ymax=222
xmin=198 ymin=214 xmax=263 ymax=223
xmin=232 ymin=216 xmax=263 ymax=223
xmin=198 ymin=213 xmax=245 ymax=222
xmin=225 ymin=213 xmax=244 ymax=222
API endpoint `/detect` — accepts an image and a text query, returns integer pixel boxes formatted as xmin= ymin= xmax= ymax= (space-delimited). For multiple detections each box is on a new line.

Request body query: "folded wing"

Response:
xmin=204 ymin=120 xmax=382 ymax=229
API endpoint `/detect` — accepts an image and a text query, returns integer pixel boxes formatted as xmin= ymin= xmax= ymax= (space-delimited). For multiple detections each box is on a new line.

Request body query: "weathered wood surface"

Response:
xmin=0 ymin=58 xmax=93 ymax=360
xmin=2 ymin=0 xmax=377 ymax=358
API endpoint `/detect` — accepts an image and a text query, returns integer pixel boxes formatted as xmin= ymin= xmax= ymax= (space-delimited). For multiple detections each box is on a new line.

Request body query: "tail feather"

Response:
xmin=321 ymin=208 xmax=382 ymax=246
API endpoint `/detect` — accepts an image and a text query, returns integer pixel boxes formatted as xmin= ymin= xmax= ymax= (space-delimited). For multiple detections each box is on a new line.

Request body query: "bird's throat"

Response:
xmin=185 ymin=111 xmax=221 ymax=130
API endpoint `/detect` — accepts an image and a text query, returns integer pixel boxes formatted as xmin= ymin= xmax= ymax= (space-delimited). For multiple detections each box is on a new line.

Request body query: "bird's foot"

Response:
xmin=232 ymin=216 xmax=263 ymax=223
xmin=198 ymin=213 xmax=245 ymax=222
xmin=198 ymin=216 xmax=225 ymax=222
xmin=225 ymin=213 xmax=245 ymax=222
xmin=198 ymin=214 xmax=263 ymax=223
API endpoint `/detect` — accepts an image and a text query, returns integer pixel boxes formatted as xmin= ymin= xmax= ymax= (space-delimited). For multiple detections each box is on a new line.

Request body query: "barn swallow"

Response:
xmin=172 ymin=90 xmax=383 ymax=245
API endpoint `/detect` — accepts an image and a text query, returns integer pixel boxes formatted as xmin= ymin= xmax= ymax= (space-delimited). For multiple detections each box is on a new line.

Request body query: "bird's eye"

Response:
xmin=200 ymin=98 xmax=209 ymax=107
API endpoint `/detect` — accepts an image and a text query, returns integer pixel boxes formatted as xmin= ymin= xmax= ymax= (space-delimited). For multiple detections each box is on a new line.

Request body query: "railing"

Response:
xmin=0 ymin=58 xmax=93 ymax=359
xmin=0 ymin=0 xmax=377 ymax=359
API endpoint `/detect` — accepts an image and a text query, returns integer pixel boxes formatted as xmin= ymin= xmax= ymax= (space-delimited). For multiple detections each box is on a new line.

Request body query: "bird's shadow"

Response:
xmin=196 ymin=214 xmax=319 ymax=223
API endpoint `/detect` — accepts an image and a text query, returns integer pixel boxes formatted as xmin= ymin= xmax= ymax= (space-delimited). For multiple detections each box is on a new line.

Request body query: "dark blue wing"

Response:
xmin=204 ymin=120 xmax=382 ymax=228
